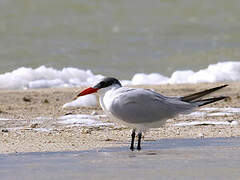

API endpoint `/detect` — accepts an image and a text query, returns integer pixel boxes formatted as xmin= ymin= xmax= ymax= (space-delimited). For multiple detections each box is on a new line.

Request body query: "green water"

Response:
xmin=0 ymin=0 xmax=240 ymax=78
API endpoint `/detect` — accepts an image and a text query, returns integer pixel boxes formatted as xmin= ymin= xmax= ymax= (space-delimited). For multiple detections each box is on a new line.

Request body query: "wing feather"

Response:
xmin=109 ymin=89 xmax=195 ymax=124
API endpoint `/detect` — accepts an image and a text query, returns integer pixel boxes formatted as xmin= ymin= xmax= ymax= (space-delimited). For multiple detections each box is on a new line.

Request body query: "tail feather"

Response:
xmin=181 ymin=84 xmax=228 ymax=102
xmin=193 ymin=96 xmax=227 ymax=107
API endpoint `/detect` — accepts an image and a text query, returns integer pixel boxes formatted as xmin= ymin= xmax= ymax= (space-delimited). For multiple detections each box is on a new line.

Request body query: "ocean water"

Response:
xmin=0 ymin=0 xmax=240 ymax=88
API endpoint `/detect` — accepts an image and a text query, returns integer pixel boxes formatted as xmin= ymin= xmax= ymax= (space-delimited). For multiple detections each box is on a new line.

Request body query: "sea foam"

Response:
xmin=0 ymin=61 xmax=239 ymax=89
xmin=0 ymin=66 xmax=104 ymax=89
xmin=131 ymin=61 xmax=240 ymax=85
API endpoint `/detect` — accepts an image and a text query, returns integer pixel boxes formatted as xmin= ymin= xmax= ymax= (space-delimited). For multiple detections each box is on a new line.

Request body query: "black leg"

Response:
xmin=130 ymin=129 xmax=136 ymax=151
xmin=137 ymin=131 xmax=142 ymax=150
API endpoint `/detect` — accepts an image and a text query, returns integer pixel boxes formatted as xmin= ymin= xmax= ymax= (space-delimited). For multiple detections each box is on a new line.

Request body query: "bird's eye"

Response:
xmin=100 ymin=81 xmax=105 ymax=87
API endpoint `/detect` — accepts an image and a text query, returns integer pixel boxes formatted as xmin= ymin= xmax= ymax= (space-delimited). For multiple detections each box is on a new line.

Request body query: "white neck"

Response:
xmin=97 ymin=84 xmax=121 ymax=112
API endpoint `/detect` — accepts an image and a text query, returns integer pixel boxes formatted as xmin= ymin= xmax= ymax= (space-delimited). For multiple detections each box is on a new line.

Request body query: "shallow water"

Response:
xmin=1 ymin=137 xmax=240 ymax=180
xmin=0 ymin=0 xmax=240 ymax=78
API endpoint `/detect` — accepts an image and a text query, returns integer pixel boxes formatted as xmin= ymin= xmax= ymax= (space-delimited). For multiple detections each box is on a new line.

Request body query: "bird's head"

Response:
xmin=74 ymin=77 xmax=122 ymax=99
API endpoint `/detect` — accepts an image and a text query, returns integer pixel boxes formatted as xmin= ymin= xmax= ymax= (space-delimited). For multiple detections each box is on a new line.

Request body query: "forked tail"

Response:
xmin=181 ymin=84 xmax=228 ymax=107
xmin=181 ymin=84 xmax=228 ymax=102
xmin=191 ymin=96 xmax=227 ymax=107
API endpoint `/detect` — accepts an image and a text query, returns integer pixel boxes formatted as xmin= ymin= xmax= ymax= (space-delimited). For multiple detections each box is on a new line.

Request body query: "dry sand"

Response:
xmin=0 ymin=82 xmax=240 ymax=154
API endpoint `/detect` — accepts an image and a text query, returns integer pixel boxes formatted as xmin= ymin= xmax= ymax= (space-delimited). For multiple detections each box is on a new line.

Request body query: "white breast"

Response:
xmin=97 ymin=85 xmax=123 ymax=113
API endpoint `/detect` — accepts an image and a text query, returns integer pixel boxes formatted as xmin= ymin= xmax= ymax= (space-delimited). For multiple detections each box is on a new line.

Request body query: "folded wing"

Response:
xmin=110 ymin=89 xmax=195 ymax=124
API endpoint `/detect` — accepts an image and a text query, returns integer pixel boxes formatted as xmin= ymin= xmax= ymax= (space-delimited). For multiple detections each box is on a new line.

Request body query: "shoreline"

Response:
xmin=0 ymin=82 xmax=240 ymax=154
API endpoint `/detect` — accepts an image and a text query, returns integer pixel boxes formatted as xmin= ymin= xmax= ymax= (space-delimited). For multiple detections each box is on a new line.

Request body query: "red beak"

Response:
xmin=74 ymin=87 xmax=98 ymax=100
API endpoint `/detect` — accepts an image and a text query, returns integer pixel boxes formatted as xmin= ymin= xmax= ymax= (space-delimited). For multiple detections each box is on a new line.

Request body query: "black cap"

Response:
xmin=94 ymin=77 xmax=122 ymax=89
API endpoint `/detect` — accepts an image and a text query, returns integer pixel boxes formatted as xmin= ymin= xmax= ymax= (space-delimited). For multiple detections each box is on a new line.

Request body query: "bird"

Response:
xmin=75 ymin=77 xmax=228 ymax=150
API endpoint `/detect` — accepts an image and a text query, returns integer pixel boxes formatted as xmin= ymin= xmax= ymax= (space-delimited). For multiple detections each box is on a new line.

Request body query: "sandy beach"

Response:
xmin=0 ymin=82 xmax=240 ymax=154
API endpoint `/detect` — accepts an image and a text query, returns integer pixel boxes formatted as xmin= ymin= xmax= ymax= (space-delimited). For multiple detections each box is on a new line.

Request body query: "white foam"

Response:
xmin=0 ymin=66 xmax=104 ymax=89
xmin=219 ymin=107 xmax=240 ymax=113
xmin=32 ymin=128 xmax=52 ymax=132
xmin=130 ymin=61 xmax=240 ymax=85
xmin=207 ymin=112 xmax=233 ymax=117
xmin=29 ymin=79 xmax=65 ymax=89
xmin=0 ymin=61 xmax=239 ymax=89
xmin=0 ymin=118 xmax=12 ymax=121
xmin=0 ymin=118 xmax=22 ymax=121
xmin=201 ymin=107 xmax=240 ymax=114
xmin=184 ymin=111 xmax=207 ymax=117
xmin=174 ymin=120 xmax=238 ymax=127
xmin=182 ymin=107 xmax=240 ymax=118
xmin=131 ymin=73 xmax=169 ymax=85
xmin=58 ymin=114 xmax=113 ymax=127
xmin=63 ymin=94 xmax=97 ymax=108
xmin=168 ymin=70 xmax=195 ymax=84
xmin=184 ymin=111 xmax=234 ymax=118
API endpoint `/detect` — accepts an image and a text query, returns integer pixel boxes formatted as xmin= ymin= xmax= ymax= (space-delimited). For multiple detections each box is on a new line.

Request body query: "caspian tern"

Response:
xmin=75 ymin=77 xmax=228 ymax=150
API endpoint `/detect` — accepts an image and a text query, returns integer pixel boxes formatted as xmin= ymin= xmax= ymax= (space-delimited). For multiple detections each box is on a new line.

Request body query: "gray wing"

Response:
xmin=110 ymin=89 xmax=196 ymax=124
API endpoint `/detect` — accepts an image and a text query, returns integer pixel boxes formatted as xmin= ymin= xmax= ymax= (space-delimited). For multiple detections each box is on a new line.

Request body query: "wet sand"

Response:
xmin=0 ymin=82 xmax=240 ymax=154
xmin=1 ymin=137 xmax=240 ymax=180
